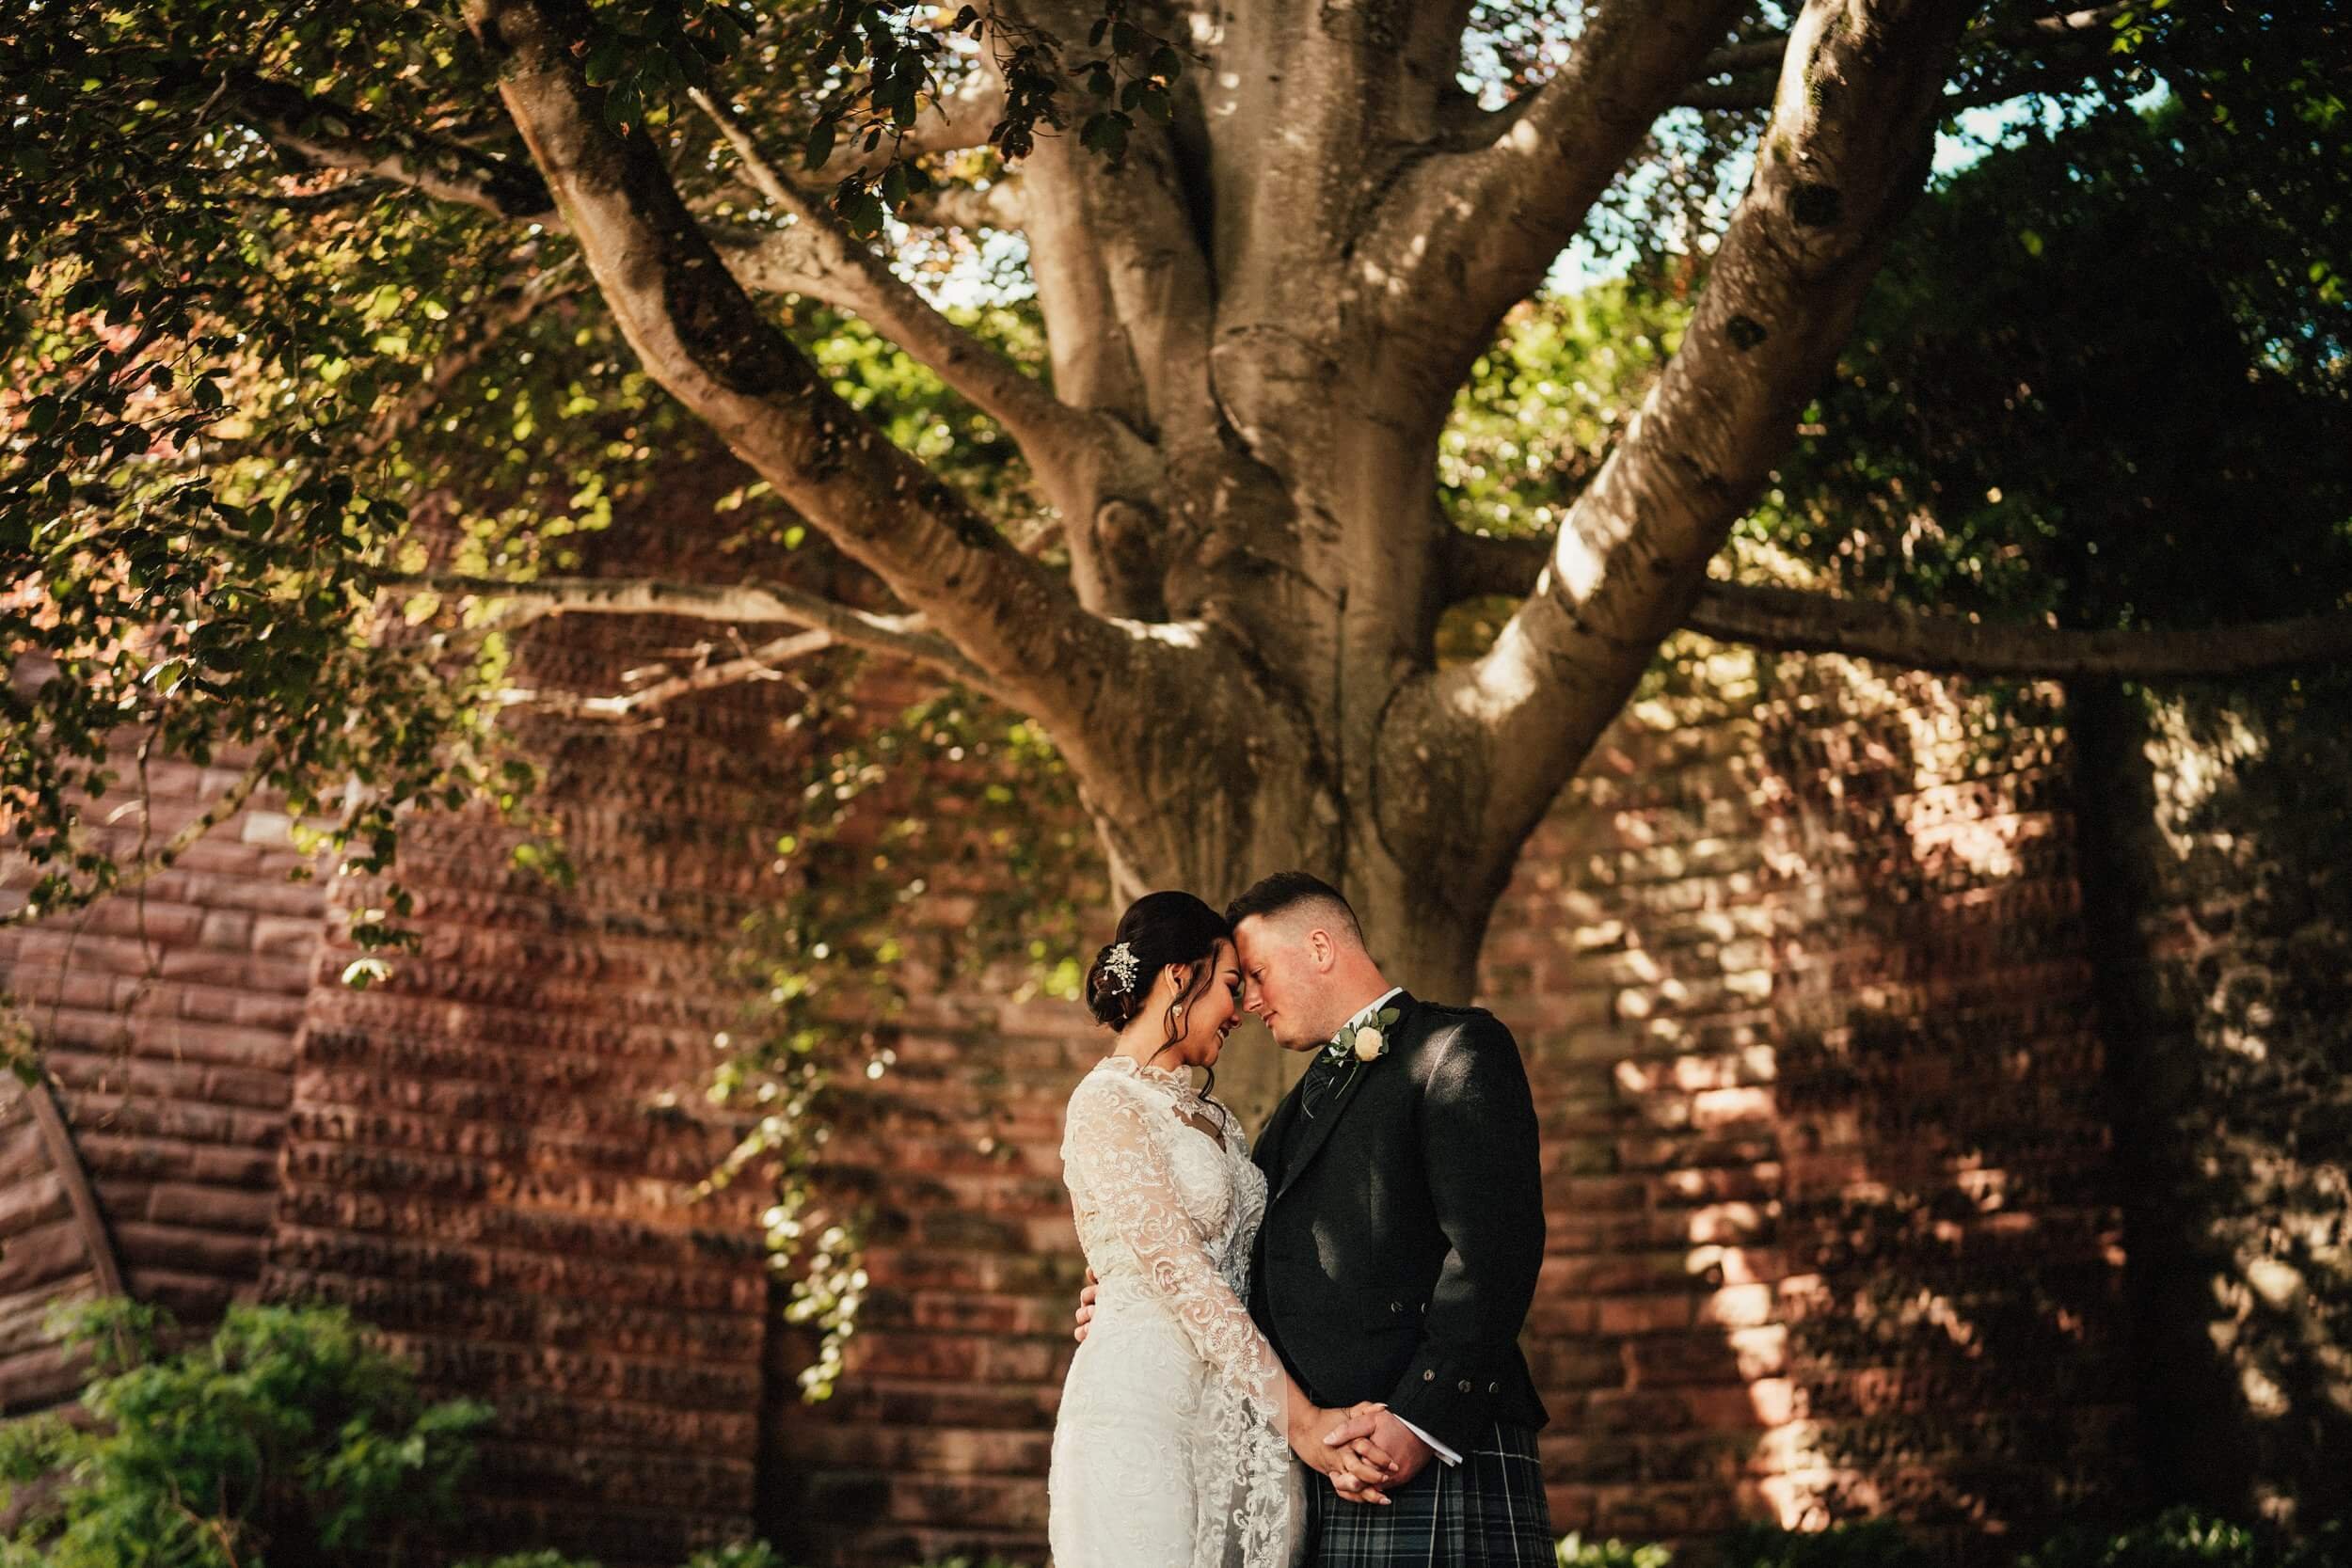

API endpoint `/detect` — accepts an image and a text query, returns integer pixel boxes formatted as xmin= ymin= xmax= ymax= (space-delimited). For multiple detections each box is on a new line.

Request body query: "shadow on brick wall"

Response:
xmin=2075 ymin=671 xmax=2352 ymax=1530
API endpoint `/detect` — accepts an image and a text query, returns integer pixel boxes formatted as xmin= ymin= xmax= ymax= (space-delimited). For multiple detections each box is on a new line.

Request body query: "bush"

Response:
xmin=458 ymin=1548 xmax=1023 ymax=1568
xmin=1559 ymin=1531 xmax=1677 ymax=1568
xmin=2024 ymin=1509 xmax=2352 ymax=1568
xmin=683 ymin=1545 xmax=790 ymax=1568
xmin=0 ymin=1298 xmax=494 ymax=1568
xmin=1716 ymin=1521 xmax=1936 ymax=1568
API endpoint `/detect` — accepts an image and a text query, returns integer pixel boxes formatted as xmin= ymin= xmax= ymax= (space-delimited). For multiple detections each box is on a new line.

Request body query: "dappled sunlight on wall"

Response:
xmin=1491 ymin=641 xmax=2134 ymax=1555
xmin=2082 ymin=675 xmax=2352 ymax=1528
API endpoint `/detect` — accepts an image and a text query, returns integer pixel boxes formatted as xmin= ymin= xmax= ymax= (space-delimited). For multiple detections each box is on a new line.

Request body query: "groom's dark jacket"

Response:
xmin=1247 ymin=992 xmax=1548 ymax=1455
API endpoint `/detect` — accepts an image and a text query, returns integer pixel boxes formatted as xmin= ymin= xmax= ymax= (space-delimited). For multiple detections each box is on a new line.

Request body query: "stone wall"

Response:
xmin=6 ymin=636 xmax=2344 ymax=1565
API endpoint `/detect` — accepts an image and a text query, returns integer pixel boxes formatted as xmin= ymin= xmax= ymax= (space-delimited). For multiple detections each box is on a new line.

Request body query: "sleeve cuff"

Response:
xmin=1395 ymin=1415 xmax=1462 ymax=1466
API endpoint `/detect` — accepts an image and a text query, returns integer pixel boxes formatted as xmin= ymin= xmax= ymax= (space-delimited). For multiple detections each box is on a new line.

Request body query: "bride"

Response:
xmin=1049 ymin=892 xmax=1394 ymax=1568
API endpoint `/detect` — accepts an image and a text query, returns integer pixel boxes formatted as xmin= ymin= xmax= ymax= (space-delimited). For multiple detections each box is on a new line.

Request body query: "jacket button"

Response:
xmin=1391 ymin=1301 xmax=1402 ymax=1312
xmin=1422 ymin=1370 xmax=1435 ymax=1382
xmin=1488 ymin=1382 xmax=1500 ymax=1393
xmin=1457 ymin=1379 xmax=1472 ymax=1393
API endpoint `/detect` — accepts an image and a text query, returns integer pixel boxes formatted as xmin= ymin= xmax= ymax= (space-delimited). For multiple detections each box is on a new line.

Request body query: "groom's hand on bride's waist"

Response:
xmin=1072 ymin=1269 xmax=1099 ymax=1343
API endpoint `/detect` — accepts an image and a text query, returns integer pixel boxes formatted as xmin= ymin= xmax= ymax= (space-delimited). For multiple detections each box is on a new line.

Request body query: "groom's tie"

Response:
xmin=1295 ymin=1045 xmax=1348 ymax=1124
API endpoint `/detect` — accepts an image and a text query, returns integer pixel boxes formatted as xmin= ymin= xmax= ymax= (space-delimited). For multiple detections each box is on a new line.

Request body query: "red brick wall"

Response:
xmin=0 ymin=750 xmax=320 ymax=1410
xmin=2 ymin=641 xmax=2231 ymax=1566
xmin=252 ymin=610 xmax=807 ymax=1563
xmin=763 ymin=654 xmax=2137 ymax=1564
xmin=1498 ymin=662 xmax=2130 ymax=1544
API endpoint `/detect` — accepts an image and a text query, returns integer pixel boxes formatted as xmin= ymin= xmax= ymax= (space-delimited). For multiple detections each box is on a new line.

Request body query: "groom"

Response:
xmin=1080 ymin=871 xmax=1552 ymax=1562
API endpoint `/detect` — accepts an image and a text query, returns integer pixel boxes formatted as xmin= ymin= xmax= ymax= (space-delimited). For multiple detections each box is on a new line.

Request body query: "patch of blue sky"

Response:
xmin=901 ymin=54 xmax=2170 ymax=314
xmin=1544 ymin=76 xmax=2172 ymax=295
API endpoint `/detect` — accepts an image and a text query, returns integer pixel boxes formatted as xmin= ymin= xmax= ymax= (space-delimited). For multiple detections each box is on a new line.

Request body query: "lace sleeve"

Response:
xmin=1063 ymin=1074 xmax=1301 ymax=1566
xmin=1064 ymin=1078 xmax=1285 ymax=1432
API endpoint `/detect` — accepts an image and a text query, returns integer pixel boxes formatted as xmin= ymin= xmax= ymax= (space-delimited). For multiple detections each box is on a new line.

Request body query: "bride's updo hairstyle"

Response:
xmin=1085 ymin=892 xmax=1232 ymax=1061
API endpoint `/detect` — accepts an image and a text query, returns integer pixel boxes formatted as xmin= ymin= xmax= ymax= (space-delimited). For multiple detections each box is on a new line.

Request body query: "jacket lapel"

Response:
xmin=1272 ymin=991 xmax=1416 ymax=1204
xmin=1255 ymin=1072 xmax=1303 ymax=1180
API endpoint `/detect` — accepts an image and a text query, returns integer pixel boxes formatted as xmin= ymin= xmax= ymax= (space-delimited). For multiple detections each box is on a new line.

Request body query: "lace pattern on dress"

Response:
xmin=1056 ymin=1058 xmax=1294 ymax=1567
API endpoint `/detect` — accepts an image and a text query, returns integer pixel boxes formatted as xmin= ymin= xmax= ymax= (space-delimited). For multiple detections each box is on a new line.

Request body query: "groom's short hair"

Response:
xmin=1225 ymin=871 xmax=1365 ymax=950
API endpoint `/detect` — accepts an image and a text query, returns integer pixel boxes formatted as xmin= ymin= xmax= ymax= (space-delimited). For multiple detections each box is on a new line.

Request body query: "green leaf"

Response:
xmin=1079 ymin=111 xmax=1129 ymax=161
xmin=803 ymin=117 xmax=839 ymax=169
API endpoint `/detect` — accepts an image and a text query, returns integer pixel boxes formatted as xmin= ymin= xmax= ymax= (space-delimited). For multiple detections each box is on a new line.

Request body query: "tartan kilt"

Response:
xmin=1302 ymin=1422 xmax=1551 ymax=1567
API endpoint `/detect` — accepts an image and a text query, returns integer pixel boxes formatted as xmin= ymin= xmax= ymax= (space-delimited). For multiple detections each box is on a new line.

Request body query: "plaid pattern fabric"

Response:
xmin=1303 ymin=1422 xmax=1551 ymax=1567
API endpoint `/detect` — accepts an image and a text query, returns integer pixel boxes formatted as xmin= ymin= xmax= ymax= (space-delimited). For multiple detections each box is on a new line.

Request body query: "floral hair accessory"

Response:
xmin=1104 ymin=941 xmax=1141 ymax=995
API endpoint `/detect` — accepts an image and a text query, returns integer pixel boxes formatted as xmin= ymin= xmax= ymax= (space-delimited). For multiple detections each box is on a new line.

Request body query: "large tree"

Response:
xmin=4 ymin=0 xmax=2345 ymax=1115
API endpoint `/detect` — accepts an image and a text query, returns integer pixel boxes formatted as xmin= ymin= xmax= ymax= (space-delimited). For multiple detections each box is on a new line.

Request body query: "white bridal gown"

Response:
xmin=1048 ymin=1055 xmax=1302 ymax=1568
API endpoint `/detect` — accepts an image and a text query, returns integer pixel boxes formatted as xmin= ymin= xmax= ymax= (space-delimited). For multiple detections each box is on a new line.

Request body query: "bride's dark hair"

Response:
xmin=1085 ymin=891 xmax=1235 ymax=1087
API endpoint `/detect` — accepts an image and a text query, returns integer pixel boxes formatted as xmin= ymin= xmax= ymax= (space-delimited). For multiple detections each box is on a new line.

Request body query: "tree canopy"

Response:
xmin=2 ymin=0 xmax=2345 ymax=988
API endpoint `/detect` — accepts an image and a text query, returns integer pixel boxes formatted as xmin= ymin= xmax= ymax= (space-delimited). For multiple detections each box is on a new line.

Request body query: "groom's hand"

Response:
xmin=1327 ymin=1408 xmax=1433 ymax=1493
xmin=1073 ymin=1269 xmax=1099 ymax=1343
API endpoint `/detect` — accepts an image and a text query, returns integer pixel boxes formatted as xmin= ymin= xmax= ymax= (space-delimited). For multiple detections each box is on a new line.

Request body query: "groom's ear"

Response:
xmin=1307 ymin=928 xmax=1334 ymax=970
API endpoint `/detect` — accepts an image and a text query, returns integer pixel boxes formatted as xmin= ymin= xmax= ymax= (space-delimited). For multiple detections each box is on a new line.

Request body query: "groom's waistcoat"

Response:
xmin=1248 ymin=994 xmax=1549 ymax=1455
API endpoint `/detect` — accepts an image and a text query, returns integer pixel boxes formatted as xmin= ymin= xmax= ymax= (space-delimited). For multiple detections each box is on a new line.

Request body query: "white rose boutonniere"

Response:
xmin=1325 ymin=1006 xmax=1402 ymax=1067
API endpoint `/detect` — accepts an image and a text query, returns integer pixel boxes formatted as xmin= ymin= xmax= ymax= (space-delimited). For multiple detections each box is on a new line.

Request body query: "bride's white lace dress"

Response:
xmin=1048 ymin=1056 xmax=1302 ymax=1568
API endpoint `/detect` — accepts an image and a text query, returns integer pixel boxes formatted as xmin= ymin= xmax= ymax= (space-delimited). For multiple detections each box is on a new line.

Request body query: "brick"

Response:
xmin=145 ymin=1181 xmax=278 ymax=1232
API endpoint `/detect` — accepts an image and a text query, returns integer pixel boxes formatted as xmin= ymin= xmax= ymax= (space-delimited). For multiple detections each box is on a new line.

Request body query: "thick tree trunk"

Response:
xmin=1067 ymin=413 xmax=1499 ymax=1126
xmin=1088 ymin=771 xmax=1492 ymax=1125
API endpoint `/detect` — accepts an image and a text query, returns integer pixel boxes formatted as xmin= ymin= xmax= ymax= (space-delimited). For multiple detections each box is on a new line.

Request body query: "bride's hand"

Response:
xmin=1289 ymin=1400 xmax=1394 ymax=1504
xmin=1073 ymin=1268 xmax=1099 ymax=1344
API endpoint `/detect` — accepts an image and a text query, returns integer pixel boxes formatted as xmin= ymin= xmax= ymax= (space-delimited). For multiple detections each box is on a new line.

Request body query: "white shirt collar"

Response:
xmin=1333 ymin=985 xmax=1404 ymax=1041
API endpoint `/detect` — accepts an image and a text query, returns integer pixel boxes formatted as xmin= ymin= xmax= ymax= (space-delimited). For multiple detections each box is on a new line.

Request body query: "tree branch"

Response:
xmin=1683 ymin=583 xmax=2352 ymax=679
xmin=1410 ymin=0 xmax=1972 ymax=868
xmin=387 ymin=571 xmax=990 ymax=687
xmin=1362 ymin=0 xmax=1746 ymax=348
xmin=897 ymin=179 xmax=1026 ymax=232
xmin=689 ymin=87 xmax=1105 ymax=475
xmin=1679 ymin=4 xmax=2133 ymax=109
xmin=222 ymin=69 xmax=557 ymax=222
xmin=1436 ymin=531 xmax=2352 ymax=679
xmin=460 ymin=0 xmax=1134 ymax=742
xmin=799 ymin=69 xmax=1009 ymax=185
xmin=497 ymin=627 xmax=837 ymax=721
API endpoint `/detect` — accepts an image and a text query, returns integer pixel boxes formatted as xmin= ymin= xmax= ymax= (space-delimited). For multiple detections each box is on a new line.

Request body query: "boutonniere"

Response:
xmin=1324 ymin=1006 xmax=1402 ymax=1067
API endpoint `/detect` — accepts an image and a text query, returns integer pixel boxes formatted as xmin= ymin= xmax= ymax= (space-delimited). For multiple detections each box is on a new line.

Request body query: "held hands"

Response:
xmin=1321 ymin=1406 xmax=1435 ymax=1498
xmin=1288 ymin=1396 xmax=1398 ymax=1506
xmin=1077 ymin=1269 xmax=1410 ymax=1504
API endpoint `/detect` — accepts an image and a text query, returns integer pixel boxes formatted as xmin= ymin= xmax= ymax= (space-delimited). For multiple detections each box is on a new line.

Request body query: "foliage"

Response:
xmin=459 ymin=1550 xmax=1023 ymax=1568
xmin=1558 ymin=1530 xmax=1677 ymax=1568
xmin=1716 ymin=1520 xmax=1938 ymax=1568
xmin=697 ymin=682 xmax=1099 ymax=1399
xmin=4 ymin=0 xmax=2344 ymax=1426
xmin=0 ymin=1299 xmax=493 ymax=1568
xmin=2022 ymin=1510 xmax=2350 ymax=1568
xmin=1769 ymin=61 xmax=2351 ymax=630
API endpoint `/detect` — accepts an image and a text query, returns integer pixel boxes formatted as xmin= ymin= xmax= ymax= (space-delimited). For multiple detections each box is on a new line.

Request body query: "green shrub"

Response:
xmin=683 ymin=1545 xmax=790 ymax=1568
xmin=1559 ymin=1530 xmax=1676 ymax=1568
xmin=0 ymin=1298 xmax=494 ymax=1568
xmin=2024 ymin=1509 xmax=2350 ymax=1568
xmin=1717 ymin=1520 xmax=1935 ymax=1568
